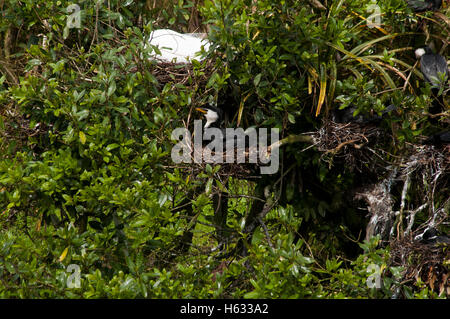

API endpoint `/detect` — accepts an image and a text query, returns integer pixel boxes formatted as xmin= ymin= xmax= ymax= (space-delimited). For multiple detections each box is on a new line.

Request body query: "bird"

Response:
xmin=196 ymin=105 xmax=224 ymax=130
xmin=415 ymin=47 xmax=449 ymax=119
xmin=195 ymin=105 xmax=236 ymax=249
xmin=423 ymin=130 xmax=450 ymax=145
xmin=415 ymin=47 xmax=449 ymax=88
xmin=406 ymin=0 xmax=442 ymax=12
xmin=332 ymin=104 xmax=397 ymax=124
xmin=147 ymin=29 xmax=210 ymax=64
xmin=195 ymin=105 xmax=228 ymax=156
xmin=416 ymin=227 xmax=450 ymax=245
xmin=195 ymin=105 xmax=256 ymax=160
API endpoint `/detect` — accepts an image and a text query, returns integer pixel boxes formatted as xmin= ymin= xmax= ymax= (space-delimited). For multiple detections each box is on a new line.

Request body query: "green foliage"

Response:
xmin=0 ymin=0 xmax=447 ymax=299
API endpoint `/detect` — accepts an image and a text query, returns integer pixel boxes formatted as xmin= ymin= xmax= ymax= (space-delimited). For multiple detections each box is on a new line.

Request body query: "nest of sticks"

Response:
xmin=0 ymin=104 xmax=49 ymax=156
xmin=150 ymin=60 xmax=214 ymax=87
xmin=390 ymin=234 xmax=449 ymax=297
xmin=314 ymin=121 xmax=390 ymax=174
xmin=127 ymin=55 xmax=216 ymax=91
xmin=313 ymin=120 xmax=449 ymax=295
xmin=172 ymin=141 xmax=264 ymax=181
xmin=354 ymin=143 xmax=448 ymax=296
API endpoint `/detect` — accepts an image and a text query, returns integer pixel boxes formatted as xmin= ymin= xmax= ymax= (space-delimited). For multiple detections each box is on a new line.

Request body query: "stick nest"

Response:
xmin=314 ymin=121 xmax=389 ymax=174
xmin=390 ymin=235 xmax=449 ymax=297
xmin=146 ymin=58 xmax=216 ymax=89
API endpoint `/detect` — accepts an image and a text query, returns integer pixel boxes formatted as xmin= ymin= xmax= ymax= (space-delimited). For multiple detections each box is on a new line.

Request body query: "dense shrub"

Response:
xmin=0 ymin=0 xmax=447 ymax=298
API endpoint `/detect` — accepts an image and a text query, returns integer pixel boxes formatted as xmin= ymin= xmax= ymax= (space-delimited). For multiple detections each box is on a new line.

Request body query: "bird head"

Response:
xmin=415 ymin=46 xmax=432 ymax=59
xmin=196 ymin=106 xmax=223 ymax=128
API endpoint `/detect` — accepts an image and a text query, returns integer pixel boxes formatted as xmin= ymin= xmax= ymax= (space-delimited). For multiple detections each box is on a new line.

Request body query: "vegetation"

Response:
xmin=0 ymin=0 xmax=448 ymax=298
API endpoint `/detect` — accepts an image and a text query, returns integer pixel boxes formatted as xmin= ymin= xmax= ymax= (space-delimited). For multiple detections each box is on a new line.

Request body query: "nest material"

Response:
xmin=352 ymin=142 xmax=448 ymax=296
xmin=128 ymin=57 xmax=216 ymax=90
xmin=390 ymin=235 xmax=449 ymax=297
xmin=354 ymin=168 xmax=397 ymax=241
xmin=0 ymin=104 xmax=48 ymax=155
xmin=176 ymin=143 xmax=263 ymax=181
xmin=149 ymin=58 xmax=262 ymax=180
xmin=152 ymin=60 xmax=214 ymax=87
xmin=355 ymin=143 xmax=449 ymax=242
xmin=314 ymin=121 xmax=388 ymax=173
xmin=314 ymin=121 xmax=448 ymax=239
xmin=314 ymin=120 xmax=449 ymax=295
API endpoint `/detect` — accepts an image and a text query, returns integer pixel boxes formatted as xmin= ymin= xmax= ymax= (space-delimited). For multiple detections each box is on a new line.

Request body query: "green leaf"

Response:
xmin=205 ymin=178 xmax=213 ymax=194
xmin=215 ymin=179 xmax=228 ymax=193
xmin=76 ymin=110 xmax=89 ymax=121
xmin=287 ymin=113 xmax=296 ymax=124
xmin=5 ymin=262 xmax=15 ymax=274
xmin=254 ymin=73 xmax=262 ymax=86
xmin=244 ymin=291 xmax=259 ymax=299
xmin=158 ymin=194 xmax=168 ymax=207
xmin=107 ymin=80 xmax=117 ymax=97
xmin=79 ymin=131 xmax=87 ymax=144
xmin=63 ymin=26 xmax=70 ymax=40
xmin=106 ymin=143 xmax=120 ymax=152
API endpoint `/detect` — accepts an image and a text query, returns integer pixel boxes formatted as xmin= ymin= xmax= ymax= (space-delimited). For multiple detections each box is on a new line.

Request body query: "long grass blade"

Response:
xmin=237 ymin=92 xmax=251 ymax=127
xmin=316 ymin=63 xmax=327 ymax=117
xmin=349 ymin=32 xmax=416 ymax=57
xmin=327 ymin=61 xmax=337 ymax=111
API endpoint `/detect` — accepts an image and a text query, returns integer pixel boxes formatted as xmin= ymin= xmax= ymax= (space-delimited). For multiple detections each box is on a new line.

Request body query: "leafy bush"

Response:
xmin=0 ymin=0 xmax=447 ymax=298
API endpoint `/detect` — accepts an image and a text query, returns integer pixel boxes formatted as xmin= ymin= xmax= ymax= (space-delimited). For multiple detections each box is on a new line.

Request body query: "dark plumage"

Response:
xmin=196 ymin=105 xmax=226 ymax=146
xmin=332 ymin=104 xmax=397 ymax=124
xmin=406 ymin=0 xmax=442 ymax=12
xmin=196 ymin=105 xmax=224 ymax=129
xmin=418 ymin=227 xmax=450 ymax=245
xmin=415 ymin=47 xmax=449 ymax=119
xmin=423 ymin=131 xmax=450 ymax=145
xmin=196 ymin=105 xmax=255 ymax=153
xmin=415 ymin=47 xmax=449 ymax=87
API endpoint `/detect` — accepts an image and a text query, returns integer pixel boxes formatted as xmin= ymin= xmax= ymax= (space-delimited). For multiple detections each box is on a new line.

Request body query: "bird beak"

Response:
xmin=196 ymin=107 xmax=207 ymax=114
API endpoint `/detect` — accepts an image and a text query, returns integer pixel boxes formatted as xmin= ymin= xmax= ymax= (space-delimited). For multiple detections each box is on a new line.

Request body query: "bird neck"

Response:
xmin=204 ymin=120 xmax=219 ymax=129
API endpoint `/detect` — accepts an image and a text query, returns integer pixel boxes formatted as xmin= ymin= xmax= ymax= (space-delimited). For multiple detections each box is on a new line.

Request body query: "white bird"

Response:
xmin=147 ymin=29 xmax=210 ymax=64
